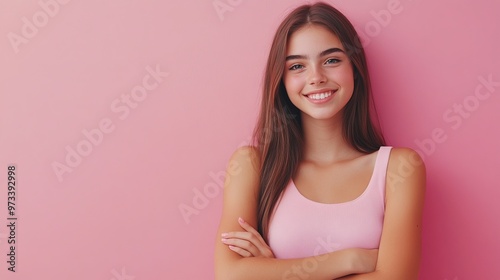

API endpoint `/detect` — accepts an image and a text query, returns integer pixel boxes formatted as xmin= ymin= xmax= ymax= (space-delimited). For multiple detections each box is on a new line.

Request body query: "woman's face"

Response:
xmin=283 ymin=24 xmax=354 ymax=122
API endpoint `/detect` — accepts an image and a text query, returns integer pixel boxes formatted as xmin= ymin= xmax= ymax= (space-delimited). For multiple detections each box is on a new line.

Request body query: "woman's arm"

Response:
xmin=336 ymin=148 xmax=427 ymax=280
xmin=214 ymin=146 xmax=377 ymax=280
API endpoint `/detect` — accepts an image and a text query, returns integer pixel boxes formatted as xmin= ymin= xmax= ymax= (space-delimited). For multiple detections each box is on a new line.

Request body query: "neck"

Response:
xmin=301 ymin=112 xmax=358 ymax=164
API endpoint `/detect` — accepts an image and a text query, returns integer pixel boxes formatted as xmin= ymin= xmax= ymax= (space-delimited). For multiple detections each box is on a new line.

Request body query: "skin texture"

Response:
xmin=214 ymin=24 xmax=426 ymax=280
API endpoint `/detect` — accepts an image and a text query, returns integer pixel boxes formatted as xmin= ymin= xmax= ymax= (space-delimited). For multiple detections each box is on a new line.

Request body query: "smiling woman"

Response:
xmin=214 ymin=2 xmax=425 ymax=280
xmin=283 ymin=25 xmax=355 ymax=121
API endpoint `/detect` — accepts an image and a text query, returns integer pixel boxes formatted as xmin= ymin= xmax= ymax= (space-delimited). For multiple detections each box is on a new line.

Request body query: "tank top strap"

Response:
xmin=370 ymin=146 xmax=392 ymax=203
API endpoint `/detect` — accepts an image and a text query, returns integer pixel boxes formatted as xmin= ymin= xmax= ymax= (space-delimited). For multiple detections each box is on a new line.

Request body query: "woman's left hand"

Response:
xmin=221 ymin=217 xmax=275 ymax=258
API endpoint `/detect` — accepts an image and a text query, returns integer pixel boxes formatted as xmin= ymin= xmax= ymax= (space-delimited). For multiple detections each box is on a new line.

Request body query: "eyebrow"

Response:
xmin=285 ymin=47 xmax=345 ymax=61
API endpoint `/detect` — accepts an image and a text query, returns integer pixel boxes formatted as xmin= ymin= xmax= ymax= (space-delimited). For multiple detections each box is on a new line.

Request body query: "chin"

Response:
xmin=303 ymin=111 xmax=341 ymax=121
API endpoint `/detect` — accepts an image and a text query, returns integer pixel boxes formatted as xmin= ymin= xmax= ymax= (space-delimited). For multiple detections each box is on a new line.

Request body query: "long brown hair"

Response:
xmin=253 ymin=2 xmax=385 ymax=240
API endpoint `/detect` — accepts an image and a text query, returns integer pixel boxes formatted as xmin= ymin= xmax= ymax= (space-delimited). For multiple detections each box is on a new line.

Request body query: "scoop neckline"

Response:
xmin=290 ymin=148 xmax=382 ymax=205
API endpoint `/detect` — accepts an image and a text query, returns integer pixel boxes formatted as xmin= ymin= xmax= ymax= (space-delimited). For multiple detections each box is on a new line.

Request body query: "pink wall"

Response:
xmin=0 ymin=0 xmax=498 ymax=279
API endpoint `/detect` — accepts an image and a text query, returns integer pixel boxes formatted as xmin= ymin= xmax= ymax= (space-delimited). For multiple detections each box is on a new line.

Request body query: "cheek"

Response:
xmin=283 ymin=75 xmax=304 ymax=107
xmin=339 ymin=68 xmax=355 ymax=101
xmin=342 ymin=73 xmax=355 ymax=87
xmin=283 ymin=74 xmax=305 ymax=94
xmin=328 ymin=65 xmax=354 ymax=87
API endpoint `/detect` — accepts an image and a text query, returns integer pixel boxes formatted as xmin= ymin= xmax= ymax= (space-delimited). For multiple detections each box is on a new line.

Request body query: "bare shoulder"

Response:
xmin=386 ymin=147 xmax=426 ymax=191
xmin=387 ymin=148 xmax=426 ymax=183
xmin=220 ymin=145 xmax=262 ymax=220
xmin=389 ymin=146 xmax=424 ymax=161
xmin=225 ymin=145 xmax=261 ymax=191
xmin=228 ymin=145 xmax=260 ymax=170
xmin=374 ymin=147 xmax=426 ymax=277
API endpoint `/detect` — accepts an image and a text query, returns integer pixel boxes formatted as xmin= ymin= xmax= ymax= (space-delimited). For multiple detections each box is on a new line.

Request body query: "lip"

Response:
xmin=303 ymin=89 xmax=337 ymax=104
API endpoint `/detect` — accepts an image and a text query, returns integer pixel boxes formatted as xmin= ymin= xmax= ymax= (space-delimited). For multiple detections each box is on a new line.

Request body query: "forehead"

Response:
xmin=286 ymin=24 xmax=344 ymax=55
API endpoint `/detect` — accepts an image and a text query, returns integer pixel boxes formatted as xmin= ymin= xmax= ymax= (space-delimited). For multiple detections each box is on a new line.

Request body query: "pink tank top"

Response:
xmin=267 ymin=146 xmax=392 ymax=259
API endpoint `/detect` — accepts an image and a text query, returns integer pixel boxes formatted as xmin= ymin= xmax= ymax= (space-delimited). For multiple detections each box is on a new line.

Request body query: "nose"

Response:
xmin=308 ymin=65 xmax=326 ymax=85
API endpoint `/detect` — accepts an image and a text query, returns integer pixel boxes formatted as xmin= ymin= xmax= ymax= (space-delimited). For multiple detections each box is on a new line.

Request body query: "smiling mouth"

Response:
xmin=305 ymin=90 xmax=336 ymax=100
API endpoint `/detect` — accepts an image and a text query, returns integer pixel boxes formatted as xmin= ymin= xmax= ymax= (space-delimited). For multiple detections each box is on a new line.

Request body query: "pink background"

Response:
xmin=0 ymin=0 xmax=499 ymax=279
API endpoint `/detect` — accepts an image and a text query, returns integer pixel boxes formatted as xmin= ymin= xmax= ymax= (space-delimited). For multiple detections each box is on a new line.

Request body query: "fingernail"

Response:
xmin=221 ymin=238 xmax=228 ymax=243
xmin=221 ymin=232 xmax=228 ymax=237
xmin=238 ymin=217 xmax=244 ymax=224
xmin=229 ymin=245 xmax=236 ymax=250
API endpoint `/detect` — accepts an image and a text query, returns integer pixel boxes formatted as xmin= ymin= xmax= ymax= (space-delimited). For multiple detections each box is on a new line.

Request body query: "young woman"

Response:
xmin=214 ymin=2 xmax=425 ymax=279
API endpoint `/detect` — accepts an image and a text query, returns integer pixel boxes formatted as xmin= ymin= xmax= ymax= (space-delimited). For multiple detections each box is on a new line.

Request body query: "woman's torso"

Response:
xmin=267 ymin=146 xmax=392 ymax=259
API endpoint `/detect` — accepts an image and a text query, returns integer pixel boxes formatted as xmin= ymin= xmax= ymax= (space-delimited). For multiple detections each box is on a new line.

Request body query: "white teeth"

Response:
xmin=308 ymin=91 xmax=332 ymax=100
